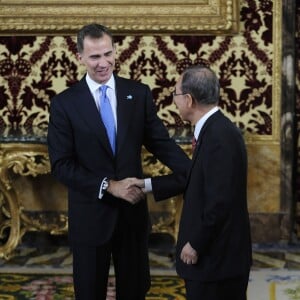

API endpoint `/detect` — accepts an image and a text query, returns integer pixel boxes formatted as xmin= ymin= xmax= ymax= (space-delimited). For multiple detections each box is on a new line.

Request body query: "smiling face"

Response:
xmin=77 ymin=33 xmax=116 ymax=84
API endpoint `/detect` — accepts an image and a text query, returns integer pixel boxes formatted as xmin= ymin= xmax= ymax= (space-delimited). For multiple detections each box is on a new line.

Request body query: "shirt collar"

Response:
xmin=194 ymin=106 xmax=219 ymax=139
xmin=85 ymin=73 xmax=116 ymax=93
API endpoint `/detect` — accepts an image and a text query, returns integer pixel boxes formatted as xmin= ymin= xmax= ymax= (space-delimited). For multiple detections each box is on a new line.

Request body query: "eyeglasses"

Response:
xmin=172 ymin=92 xmax=187 ymax=97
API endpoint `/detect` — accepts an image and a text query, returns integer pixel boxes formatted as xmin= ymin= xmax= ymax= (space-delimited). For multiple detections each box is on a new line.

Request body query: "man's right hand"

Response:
xmin=107 ymin=178 xmax=145 ymax=204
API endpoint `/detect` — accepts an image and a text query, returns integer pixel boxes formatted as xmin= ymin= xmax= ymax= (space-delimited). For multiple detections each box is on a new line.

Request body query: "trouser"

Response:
xmin=72 ymin=213 xmax=151 ymax=300
xmin=184 ymin=272 xmax=249 ymax=300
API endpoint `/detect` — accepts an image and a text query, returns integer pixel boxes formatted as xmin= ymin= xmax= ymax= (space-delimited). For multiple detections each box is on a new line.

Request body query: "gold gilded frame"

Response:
xmin=0 ymin=0 xmax=239 ymax=35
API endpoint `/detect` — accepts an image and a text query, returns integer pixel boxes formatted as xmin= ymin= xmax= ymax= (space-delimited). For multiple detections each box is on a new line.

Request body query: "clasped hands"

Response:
xmin=107 ymin=177 xmax=145 ymax=204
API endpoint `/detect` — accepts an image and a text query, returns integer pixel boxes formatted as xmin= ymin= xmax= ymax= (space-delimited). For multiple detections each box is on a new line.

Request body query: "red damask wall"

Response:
xmin=0 ymin=0 xmax=273 ymax=133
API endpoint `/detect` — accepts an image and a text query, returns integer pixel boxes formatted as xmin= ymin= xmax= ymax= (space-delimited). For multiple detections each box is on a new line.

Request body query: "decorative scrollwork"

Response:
xmin=0 ymin=141 xmax=190 ymax=258
xmin=0 ymin=144 xmax=50 ymax=190
xmin=6 ymin=154 xmax=50 ymax=177
xmin=0 ymin=143 xmax=50 ymax=259
xmin=20 ymin=211 xmax=68 ymax=237
xmin=0 ymin=0 xmax=239 ymax=35
xmin=0 ymin=184 xmax=21 ymax=260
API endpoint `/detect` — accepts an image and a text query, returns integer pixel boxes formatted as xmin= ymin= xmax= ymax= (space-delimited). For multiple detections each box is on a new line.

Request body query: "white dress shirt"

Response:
xmin=194 ymin=106 xmax=219 ymax=140
xmin=85 ymin=73 xmax=118 ymax=130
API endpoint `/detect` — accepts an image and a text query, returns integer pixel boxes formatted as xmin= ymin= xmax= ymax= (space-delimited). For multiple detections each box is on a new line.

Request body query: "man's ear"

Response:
xmin=186 ymin=94 xmax=194 ymax=108
xmin=76 ymin=52 xmax=83 ymax=63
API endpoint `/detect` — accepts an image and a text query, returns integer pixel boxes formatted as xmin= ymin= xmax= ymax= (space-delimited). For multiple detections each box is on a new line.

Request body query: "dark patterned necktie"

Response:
xmin=100 ymin=85 xmax=116 ymax=154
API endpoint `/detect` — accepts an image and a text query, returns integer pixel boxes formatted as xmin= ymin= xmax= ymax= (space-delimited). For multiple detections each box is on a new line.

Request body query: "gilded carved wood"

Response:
xmin=0 ymin=142 xmax=191 ymax=259
xmin=0 ymin=0 xmax=239 ymax=35
xmin=0 ymin=143 xmax=58 ymax=259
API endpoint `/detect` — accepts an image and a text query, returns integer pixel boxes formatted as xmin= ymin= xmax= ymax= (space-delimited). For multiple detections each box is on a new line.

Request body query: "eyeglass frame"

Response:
xmin=172 ymin=91 xmax=188 ymax=97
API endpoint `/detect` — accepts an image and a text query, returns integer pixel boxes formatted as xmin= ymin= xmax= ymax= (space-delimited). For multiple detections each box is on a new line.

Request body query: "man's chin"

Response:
xmin=96 ymin=74 xmax=112 ymax=84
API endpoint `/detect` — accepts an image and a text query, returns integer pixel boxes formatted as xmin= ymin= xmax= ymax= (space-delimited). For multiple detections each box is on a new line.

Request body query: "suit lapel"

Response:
xmin=186 ymin=110 xmax=223 ymax=181
xmin=72 ymin=76 xmax=113 ymax=156
xmin=115 ymin=76 xmax=136 ymax=155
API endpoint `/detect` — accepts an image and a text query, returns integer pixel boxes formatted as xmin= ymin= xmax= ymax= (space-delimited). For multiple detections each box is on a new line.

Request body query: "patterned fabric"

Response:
xmin=0 ymin=274 xmax=186 ymax=300
xmin=0 ymin=0 xmax=274 ymax=135
xmin=1 ymin=271 xmax=300 ymax=300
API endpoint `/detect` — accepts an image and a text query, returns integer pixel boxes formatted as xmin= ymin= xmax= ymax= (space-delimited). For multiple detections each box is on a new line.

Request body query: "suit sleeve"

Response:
xmin=189 ymin=131 xmax=243 ymax=254
xmin=142 ymin=86 xmax=191 ymax=201
xmin=47 ymin=96 xmax=102 ymax=199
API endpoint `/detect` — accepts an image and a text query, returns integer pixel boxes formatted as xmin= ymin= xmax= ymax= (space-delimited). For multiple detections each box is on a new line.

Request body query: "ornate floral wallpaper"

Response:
xmin=0 ymin=0 xmax=275 ymax=137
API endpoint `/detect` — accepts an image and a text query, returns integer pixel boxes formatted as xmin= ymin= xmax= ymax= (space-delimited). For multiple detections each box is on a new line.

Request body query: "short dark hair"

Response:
xmin=181 ymin=65 xmax=220 ymax=105
xmin=77 ymin=23 xmax=114 ymax=53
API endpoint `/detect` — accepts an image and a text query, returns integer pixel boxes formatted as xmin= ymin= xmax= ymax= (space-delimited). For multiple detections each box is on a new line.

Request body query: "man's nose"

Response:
xmin=97 ymin=56 xmax=109 ymax=65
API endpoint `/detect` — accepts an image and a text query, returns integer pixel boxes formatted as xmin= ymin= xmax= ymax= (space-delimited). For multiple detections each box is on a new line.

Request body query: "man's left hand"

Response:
xmin=180 ymin=242 xmax=198 ymax=265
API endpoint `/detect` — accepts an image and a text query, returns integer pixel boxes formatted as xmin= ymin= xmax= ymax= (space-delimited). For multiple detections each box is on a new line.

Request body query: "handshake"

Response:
xmin=106 ymin=177 xmax=146 ymax=204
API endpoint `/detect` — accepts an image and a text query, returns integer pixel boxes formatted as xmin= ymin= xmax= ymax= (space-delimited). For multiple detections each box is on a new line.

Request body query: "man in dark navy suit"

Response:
xmin=47 ymin=23 xmax=190 ymax=300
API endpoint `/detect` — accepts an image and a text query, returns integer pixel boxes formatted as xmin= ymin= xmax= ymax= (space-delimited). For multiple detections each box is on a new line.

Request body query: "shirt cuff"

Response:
xmin=99 ymin=177 xmax=108 ymax=199
xmin=144 ymin=178 xmax=152 ymax=193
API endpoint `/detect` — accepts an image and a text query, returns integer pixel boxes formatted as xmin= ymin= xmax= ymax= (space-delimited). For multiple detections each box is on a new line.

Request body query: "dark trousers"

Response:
xmin=184 ymin=273 xmax=249 ymax=300
xmin=72 ymin=214 xmax=150 ymax=300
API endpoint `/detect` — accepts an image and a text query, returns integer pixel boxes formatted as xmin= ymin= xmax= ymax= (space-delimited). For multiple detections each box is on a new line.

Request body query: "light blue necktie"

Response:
xmin=100 ymin=85 xmax=116 ymax=154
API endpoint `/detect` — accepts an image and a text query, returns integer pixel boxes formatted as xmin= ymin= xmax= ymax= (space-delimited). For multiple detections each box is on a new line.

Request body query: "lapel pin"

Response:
xmin=126 ymin=95 xmax=133 ymax=100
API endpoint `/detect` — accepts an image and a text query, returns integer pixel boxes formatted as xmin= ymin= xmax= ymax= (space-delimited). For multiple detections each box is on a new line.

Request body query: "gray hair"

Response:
xmin=181 ymin=65 xmax=220 ymax=105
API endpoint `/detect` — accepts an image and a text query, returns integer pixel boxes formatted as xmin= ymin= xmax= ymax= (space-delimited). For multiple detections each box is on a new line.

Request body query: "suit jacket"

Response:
xmin=175 ymin=110 xmax=252 ymax=282
xmin=47 ymin=74 xmax=190 ymax=246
